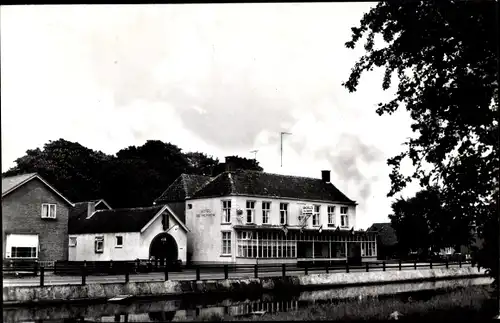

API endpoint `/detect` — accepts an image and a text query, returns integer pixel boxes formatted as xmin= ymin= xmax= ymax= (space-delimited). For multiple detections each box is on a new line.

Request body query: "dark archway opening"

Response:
xmin=149 ymin=232 xmax=179 ymax=263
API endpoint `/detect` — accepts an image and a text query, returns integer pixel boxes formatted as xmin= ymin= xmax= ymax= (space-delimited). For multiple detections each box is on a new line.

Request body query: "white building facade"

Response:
xmin=155 ymin=159 xmax=377 ymax=266
xmin=68 ymin=202 xmax=189 ymax=264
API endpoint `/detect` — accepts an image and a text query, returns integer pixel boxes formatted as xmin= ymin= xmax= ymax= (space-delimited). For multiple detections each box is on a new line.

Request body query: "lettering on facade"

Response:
xmin=196 ymin=208 xmax=215 ymax=217
xmin=301 ymin=205 xmax=314 ymax=215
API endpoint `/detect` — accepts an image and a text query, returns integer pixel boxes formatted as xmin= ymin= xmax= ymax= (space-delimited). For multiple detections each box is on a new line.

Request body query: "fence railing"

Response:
xmin=2 ymin=258 xmax=477 ymax=287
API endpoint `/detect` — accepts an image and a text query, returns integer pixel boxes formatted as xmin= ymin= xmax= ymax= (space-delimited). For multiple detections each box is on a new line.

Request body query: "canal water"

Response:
xmin=3 ymin=277 xmax=492 ymax=323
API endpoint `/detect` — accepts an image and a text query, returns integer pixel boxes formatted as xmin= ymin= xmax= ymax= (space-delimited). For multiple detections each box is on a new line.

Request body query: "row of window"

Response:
xmin=222 ymin=231 xmax=377 ymax=258
xmin=237 ymin=231 xmax=376 ymax=242
xmin=69 ymin=235 xmax=123 ymax=253
xmin=9 ymin=247 xmax=37 ymax=258
xmin=221 ymin=200 xmax=350 ymax=226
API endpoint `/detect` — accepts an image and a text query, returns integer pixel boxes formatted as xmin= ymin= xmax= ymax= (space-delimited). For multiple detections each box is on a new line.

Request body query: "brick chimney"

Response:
xmin=321 ymin=170 xmax=331 ymax=183
xmin=225 ymin=156 xmax=238 ymax=172
xmin=87 ymin=201 xmax=96 ymax=219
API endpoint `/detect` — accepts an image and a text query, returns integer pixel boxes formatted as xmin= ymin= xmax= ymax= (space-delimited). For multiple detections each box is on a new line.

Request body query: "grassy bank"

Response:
xmin=190 ymin=285 xmax=496 ymax=321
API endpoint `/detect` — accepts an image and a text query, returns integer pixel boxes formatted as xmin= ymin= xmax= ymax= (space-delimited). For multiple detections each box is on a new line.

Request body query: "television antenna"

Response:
xmin=280 ymin=132 xmax=292 ymax=167
xmin=250 ymin=150 xmax=259 ymax=160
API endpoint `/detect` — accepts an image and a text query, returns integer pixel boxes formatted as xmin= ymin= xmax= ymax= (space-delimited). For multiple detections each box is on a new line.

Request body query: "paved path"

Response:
xmin=2 ymin=263 xmax=471 ymax=287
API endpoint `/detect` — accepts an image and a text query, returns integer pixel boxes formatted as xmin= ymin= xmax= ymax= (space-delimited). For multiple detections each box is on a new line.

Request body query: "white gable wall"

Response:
xmin=140 ymin=209 xmax=187 ymax=264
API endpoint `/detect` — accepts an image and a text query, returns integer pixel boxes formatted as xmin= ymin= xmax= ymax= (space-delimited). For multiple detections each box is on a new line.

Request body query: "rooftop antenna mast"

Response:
xmin=280 ymin=132 xmax=292 ymax=167
xmin=250 ymin=150 xmax=259 ymax=160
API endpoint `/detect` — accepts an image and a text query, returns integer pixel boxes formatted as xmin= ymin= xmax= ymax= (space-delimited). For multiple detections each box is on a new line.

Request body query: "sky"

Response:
xmin=1 ymin=4 xmax=421 ymax=229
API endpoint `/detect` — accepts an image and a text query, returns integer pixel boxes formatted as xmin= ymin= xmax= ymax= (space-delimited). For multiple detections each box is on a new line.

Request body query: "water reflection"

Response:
xmin=4 ymin=277 xmax=492 ymax=323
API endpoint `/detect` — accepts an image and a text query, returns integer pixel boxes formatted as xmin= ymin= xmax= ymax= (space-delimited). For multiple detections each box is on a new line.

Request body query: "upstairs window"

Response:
xmin=262 ymin=202 xmax=271 ymax=224
xmin=312 ymin=205 xmax=321 ymax=226
xmin=340 ymin=207 xmax=349 ymax=228
xmin=280 ymin=203 xmax=288 ymax=225
xmin=222 ymin=200 xmax=232 ymax=223
xmin=41 ymin=203 xmax=57 ymax=219
xmin=246 ymin=201 xmax=256 ymax=223
xmin=327 ymin=206 xmax=336 ymax=227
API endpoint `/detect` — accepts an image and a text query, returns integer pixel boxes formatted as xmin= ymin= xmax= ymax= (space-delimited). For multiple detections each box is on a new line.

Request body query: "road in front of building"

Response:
xmin=2 ymin=263 xmax=472 ymax=287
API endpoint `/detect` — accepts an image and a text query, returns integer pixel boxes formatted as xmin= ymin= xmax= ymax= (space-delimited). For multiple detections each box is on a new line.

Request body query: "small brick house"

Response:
xmin=2 ymin=173 xmax=74 ymax=263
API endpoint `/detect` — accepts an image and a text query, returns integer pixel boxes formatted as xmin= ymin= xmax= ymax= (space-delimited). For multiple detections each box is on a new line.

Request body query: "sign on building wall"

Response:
xmin=196 ymin=208 xmax=215 ymax=217
xmin=301 ymin=205 xmax=314 ymax=215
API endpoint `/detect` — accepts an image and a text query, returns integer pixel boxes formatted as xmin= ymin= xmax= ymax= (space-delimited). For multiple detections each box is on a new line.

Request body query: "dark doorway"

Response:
xmin=149 ymin=233 xmax=179 ymax=263
xmin=347 ymin=243 xmax=362 ymax=266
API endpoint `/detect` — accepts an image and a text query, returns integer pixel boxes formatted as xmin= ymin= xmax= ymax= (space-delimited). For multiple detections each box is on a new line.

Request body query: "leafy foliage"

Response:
xmin=3 ymin=139 xmax=264 ymax=208
xmin=344 ymin=1 xmax=498 ymax=284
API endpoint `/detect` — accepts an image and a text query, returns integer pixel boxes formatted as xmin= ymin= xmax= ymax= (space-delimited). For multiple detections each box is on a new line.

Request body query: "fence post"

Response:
xmin=304 ymin=263 xmax=308 ymax=275
xmin=430 ymin=260 xmax=433 ymax=269
xmin=459 ymin=258 xmax=462 ymax=268
xmin=254 ymin=264 xmax=258 ymax=278
xmin=82 ymin=262 xmax=87 ymax=286
xmin=383 ymin=262 xmax=386 ymax=272
xmin=164 ymin=264 xmax=169 ymax=281
xmin=196 ymin=267 xmax=200 ymax=281
xmin=414 ymin=260 xmax=417 ymax=270
xmin=478 ymin=265 xmax=481 ymax=273
xmin=399 ymin=259 xmax=402 ymax=271
xmin=136 ymin=259 xmax=140 ymax=272
xmin=326 ymin=265 xmax=329 ymax=274
xmin=34 ymin=262 xmax=39 ymax=276
xmin=445 ymin=258 xmax=449 ymax=269
xmin=346 ymin=262 xmax=350 ymax=273
xmin=224 ymin=265 xmax=229 ymax=279
xmin=366 ymin=263 xmax=369 ymax=272
xmin=282 ymin=264 xmax=286 ymax=277
xmin=109 ymin=260 xmax=113 ymax=274
xmin=40 ymin=266 xmax=45 ymax=287
xmin=125 ymin=268 xmax=130 ymax=283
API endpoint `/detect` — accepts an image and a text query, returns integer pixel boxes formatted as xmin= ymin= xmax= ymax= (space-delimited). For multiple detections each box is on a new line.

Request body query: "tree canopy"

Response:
xmin=3 ymin=139 xmax=264 ymax=208
xmin=345 ymin=1 xmax=498 ymax=285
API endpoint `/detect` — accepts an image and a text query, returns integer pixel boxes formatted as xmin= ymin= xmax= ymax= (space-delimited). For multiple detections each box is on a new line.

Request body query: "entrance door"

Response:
xmin=347 ymin=243 xmax=362 ymax=265
xmin=149 ymin=233 xmax=179 ymax=263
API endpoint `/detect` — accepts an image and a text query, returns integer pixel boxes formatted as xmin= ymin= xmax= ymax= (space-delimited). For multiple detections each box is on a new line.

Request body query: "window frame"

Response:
xmin=312 ymin=205 xmax=321 ymax=226
xmin=69 ymin=236 xmax=77 ymax=247
xmin=261 ymin=201 xmax=271 ymax=224
xmin=246 ymin=200 xmax=256 ymax=224
xmin=41 ymin=203 xmax=57 ymax=219
xmin=221 ymin=200 xmax=232 ymax=224
xmin=10 ymin=246 xmax=37 ymax=259
xmin=340 ymin=206 xmax=349 ymax=228
xmin=95 ymin=236 xmax=104 ymax=253
xmin=280 ymin=203 xmax=288 ymax=225
xmin=115 ymin=235 xmax=123 ymax=248
xmin=221 ymin=231 xmax=232 ymax=256
xmin=327 ymin=205 xmax=336 ymax=227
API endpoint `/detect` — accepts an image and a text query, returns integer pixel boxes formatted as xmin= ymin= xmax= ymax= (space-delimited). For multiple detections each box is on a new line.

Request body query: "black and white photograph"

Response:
xmin=1 ymin=2 xmax=499 ymax=322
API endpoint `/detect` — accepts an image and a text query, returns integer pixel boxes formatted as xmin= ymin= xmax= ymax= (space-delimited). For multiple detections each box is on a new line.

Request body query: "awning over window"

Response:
xmin=6 ymin=234 xmax=39 ymax=248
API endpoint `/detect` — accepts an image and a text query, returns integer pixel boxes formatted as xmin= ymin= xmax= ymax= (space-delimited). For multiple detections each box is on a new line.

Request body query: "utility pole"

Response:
xmin=280 ymin=132 xmax=292 ymax=167
xmin=250 ymin=150 xmax=259 ymax=160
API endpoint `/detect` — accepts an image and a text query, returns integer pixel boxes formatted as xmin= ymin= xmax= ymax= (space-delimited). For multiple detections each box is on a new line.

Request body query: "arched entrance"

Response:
xmin=149 ymin=233 xmax=178 ymax=263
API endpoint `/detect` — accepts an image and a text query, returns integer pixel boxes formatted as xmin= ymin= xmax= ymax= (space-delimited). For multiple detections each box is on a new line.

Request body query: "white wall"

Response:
xmin=68 ymin=232 xmax=140 ymax=261
xmin=186 ymin=196 xmax=357 ymax=264
xmin=231 ymin=196 xmax=356 ymax=229
xmin=68 ymin=208 xmax=188 ymax=263
xmin=140 ymin=209 xmax=187 ymax=264
xmin=185 ymin=197 xmax=233 ymax=264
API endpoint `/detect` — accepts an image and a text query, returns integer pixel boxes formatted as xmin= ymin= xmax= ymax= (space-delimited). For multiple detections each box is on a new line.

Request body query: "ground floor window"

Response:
xmin=5 ymin=234 xmax=38 ymax=259
xmin=237 ymin=231 xmax=296 ymax=258
xmin=222 ymin=232 xmax=232 ymax=255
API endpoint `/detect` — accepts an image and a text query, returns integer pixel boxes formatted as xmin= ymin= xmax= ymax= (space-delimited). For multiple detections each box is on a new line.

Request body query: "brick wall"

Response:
xmin=2 ymin=178 xmax=70 ymax=261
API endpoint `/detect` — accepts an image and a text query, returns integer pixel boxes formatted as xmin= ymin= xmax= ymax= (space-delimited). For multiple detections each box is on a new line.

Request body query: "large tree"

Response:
xmin=344 ymin=0 xmax=498 ymax=286
xmin=3 ymin=139 xmax=111 ymax=202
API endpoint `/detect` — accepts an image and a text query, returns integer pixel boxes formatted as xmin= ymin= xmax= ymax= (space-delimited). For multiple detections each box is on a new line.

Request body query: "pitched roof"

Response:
xmin=191 ymin=170 xmax=356 ymax=204
xmin=368 ymin=222 xmax=398 ymax=246
xmin=69 ymin=204 xmax=189 ymax=234
xmin=70 ymin=205 xmax=166 ymax=234
xmin=69 ymin=199 xmax=112 ymax=234
xmin=154 ymin=174 xmax=213 ymax=204
xmin=2 ymin=173 xmax=74 ymax=206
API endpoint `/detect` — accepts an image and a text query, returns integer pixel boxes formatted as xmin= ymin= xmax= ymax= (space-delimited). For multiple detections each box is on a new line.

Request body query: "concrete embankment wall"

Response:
xmin=3 ymin=267 xmax=488 ymax=306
